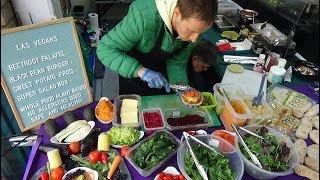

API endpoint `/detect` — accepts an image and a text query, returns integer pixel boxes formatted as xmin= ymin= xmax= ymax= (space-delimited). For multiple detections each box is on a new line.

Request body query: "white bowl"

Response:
xmin=95 ymin=97 xmax=115 ymax=124
xmin=62 ymin=167 xmax=98 ymax=180
xmin=154 ymin=166 xmax=180 ymax=180
xmin=236 ymin=125 xmax=297 ymax=180
xmin=50 ymin=121 xmax=95 ymax=145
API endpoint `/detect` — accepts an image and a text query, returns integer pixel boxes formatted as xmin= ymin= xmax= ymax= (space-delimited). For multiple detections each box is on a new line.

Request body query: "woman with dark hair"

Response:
xmin=187 ymin=40 xmax=220 ymax=92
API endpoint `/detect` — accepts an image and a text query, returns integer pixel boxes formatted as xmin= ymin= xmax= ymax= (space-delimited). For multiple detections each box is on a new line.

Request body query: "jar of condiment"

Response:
xmin=268 ymin=65 xmax=286 ymax=84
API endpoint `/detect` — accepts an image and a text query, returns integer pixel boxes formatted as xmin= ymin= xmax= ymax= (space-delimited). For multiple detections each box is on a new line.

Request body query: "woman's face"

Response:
xmin=172 ymin=8 xmax=212 ymax=43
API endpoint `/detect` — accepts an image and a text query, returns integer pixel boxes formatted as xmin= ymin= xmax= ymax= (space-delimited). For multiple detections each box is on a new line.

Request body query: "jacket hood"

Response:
xmin=155 ymin=0 xmax=178 ymax=34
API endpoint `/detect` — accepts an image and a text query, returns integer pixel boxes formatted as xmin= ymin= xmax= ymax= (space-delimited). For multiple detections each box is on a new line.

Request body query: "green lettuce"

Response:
xmin=107 ymin=126 xmax=140 ymax=146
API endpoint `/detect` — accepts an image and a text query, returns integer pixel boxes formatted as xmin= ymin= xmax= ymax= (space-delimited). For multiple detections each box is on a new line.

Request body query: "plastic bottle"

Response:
xmin=253 ymin=54 xmax=266 ymax=73
xmin=265 ymin=52 xmax=280 ymax=72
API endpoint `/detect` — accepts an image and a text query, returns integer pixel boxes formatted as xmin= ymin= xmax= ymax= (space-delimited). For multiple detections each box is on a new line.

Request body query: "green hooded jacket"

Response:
xmin=96 ymin=0 xmax=200 ymax=85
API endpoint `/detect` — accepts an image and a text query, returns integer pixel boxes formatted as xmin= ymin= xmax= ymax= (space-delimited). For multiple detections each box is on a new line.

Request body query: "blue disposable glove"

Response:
xmin=138 ymin=68 xmax=170 ymax=92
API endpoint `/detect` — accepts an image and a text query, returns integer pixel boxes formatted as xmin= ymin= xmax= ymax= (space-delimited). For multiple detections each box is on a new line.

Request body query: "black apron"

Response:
xmin=119 ymin=26 xmax=188 ymax=96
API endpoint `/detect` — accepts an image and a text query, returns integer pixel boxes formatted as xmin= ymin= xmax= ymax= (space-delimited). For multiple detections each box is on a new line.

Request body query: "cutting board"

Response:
xmin=141 ymin=94 xmax=221 ymax=127
xmin=222 ymin=68 xmax=267 ymax=99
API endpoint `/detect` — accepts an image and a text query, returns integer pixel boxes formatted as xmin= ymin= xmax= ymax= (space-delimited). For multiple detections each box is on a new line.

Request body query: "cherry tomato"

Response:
xmin=120 ymin=146 xmax=129 ymax=157
xmin=158 ymin=172 xmax=165 ymax=179
xmin=88 ymin=151 xmax=101 ymax=164
xmin=178 ymin=174 xmax=185 ymax=180
xmin=68 ymin=141 xmax=81 ymax=154
xmin=39 ymin=172 xmax=49 ymax=180
xmin=100 ymin=152 xmax=109 ymax=164
xmin=51 ymin=167 xmax=64 ymax=180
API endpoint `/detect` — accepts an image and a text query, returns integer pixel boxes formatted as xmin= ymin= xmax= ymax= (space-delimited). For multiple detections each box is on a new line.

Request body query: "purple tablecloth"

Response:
xmin=26 ymin=83 xmax=319 ymax=179
xmin=25 ymin=101 xmax=305 ymax=180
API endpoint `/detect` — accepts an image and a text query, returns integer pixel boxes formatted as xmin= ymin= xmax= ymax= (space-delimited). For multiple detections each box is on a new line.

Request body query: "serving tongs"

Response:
xmin=231 ymin=124 xmax=263 ymax=169
xmin=183 ymin=132 xmax=222 ymax=180
xmin=170 ymin=84 xmax=192 ymax=92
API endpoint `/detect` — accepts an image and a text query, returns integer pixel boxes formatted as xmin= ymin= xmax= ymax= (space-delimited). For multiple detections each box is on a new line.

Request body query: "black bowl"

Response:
xmin=293 ymin=61 xmax=319 ymax=80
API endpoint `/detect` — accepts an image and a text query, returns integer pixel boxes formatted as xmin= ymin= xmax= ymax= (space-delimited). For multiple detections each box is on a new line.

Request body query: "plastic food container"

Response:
xmin=235 ymin=125 xmax=297 ymax=179
xmin=212 ymin=129 xmax=237 ymax=147
xmin=177 ymin=134 xmax=244 ymax=180
xmin=266 ymin=85 xmax=314 ymax=111
xmin=142 ymin=108 xmax=165 ymax=134
xmin=243 ymin=96 xmax=275 ymax=125
xmin=220 ymin=95 xmax=253 ymax=132
xmin=213 ymin=83 xmax=245 ymax=115
xmin=125 ymin=130 xmax=179 ymax=177
xmin=200 ymin=92 xmax=216 ymax=111
xmin=163 ymin=107 xmax=212 ymax=131
xmin=112 ymin=94 xmax=142 ymax=128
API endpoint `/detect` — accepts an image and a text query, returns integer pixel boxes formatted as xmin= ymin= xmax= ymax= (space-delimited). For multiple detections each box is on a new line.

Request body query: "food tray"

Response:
xmin=243 ymin=95 xmax=275 ymax=125
xmin=213 ymin=83 xmax=245 ymax=115
xmin=125 ymin=130 xmax=179 ymax=177
xmin=112 ymin=94 xmax=142 ymax=128
xmin=142 ymin=108 xmax=165 ymax=133
xmin=200 ymin=92 xmax=216 ymax=111
xmin=266 ymin=85 xmax=314 ymax=111
xmin=163 ymin=107 xmax=212 ymax=131
xmin=220 ymin=94 xmax=253 ymax=131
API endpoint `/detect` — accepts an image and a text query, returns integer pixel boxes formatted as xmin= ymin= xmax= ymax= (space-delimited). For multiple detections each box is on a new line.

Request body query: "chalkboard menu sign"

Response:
xmin=1 ymin=17 xmax=93 ymax=132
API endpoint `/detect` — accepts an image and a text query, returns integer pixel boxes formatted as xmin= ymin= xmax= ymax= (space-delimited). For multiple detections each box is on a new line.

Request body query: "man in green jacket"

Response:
xmin=97 ymin=0 xmax=217 ymax=95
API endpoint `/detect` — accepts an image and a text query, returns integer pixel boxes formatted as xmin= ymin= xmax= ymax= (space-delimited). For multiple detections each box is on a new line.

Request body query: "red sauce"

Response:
xmin=143 ymin=112 xmax=163 ymax=128
xmin=167 ymin=115 xmax=205 ymax=126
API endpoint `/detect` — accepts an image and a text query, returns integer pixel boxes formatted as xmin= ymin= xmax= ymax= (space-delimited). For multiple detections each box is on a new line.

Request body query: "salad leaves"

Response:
xmin=131 ymin=132 xmax=178 ymax=171
xmin=240 ymin=127 xmax=290 ymax=172
xmin=184 ymin=145 xmax=234 ymax=180
xmin=107 ymin=126 xmax=140 ymax=146
xmin=71 ymin=152 xmax=116 ymax=180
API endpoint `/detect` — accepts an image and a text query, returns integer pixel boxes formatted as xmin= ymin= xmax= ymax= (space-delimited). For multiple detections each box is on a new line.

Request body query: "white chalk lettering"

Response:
xmin=17 ymin=90 xmax=37 ymax=101
xmin=12 ymin=81 xmax=32 ymax=92
xmin=8 ymin=57 xmax=39 ymax=71
xmin=46 ymin=61 xmax=69 ymax=71
xmin=8 ymin=72 xmax=29 ymax=83
xmin=30 ymin=113 xmax=45 ymax=123
xmin=16 ymin=42 xmax=30 ymax=51
xmin=38 ymin=79 xmax=69 ymax=93
xmin=19 ymin=101 xmax=40 ymax=112
xmin=71 ymin=84 xmax=86 ymax=93
xmin=48 ymin=108 xmax=59 ymax=116
xmin=41 ymin=51 xmax=67 ymax=62
xmin=29 ymin=68 xmax=45 ymax=77
xmin=58 ymin=69 xmax=74 ymax=77
xmin=33 ymin=36 xmax=57 ymax=46
xmin=35 ymin=74 xmax=56 ymax=84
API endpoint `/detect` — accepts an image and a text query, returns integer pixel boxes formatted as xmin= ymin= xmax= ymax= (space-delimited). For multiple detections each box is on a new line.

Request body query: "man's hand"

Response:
xmin=138 ymin=67 xmax=170 ymax=92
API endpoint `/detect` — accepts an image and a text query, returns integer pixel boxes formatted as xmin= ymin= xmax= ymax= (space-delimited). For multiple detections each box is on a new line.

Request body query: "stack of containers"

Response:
xmin=213 ymin=83 xmax=275 ymax=131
